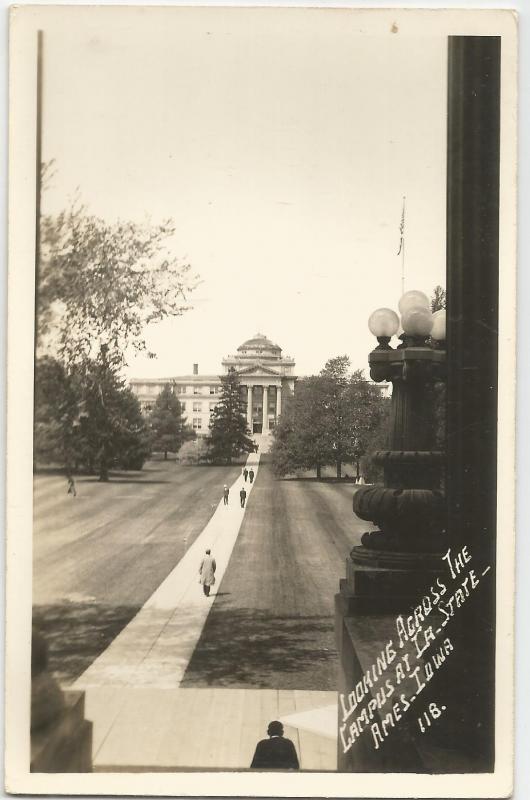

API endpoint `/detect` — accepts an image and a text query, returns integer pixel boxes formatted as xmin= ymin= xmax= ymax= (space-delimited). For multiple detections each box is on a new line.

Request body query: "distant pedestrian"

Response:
xmin=240 ymin=487 xmax=247 ymax=508
xmin=243 ymin=468 xmax=249 ymax=482
xmin=223 ymin=485 xmax=229 ymax=505
xmin=66 ymin=475 xmax=77 ymax=498
xmin=250 ymin=721 xmax=299 ymax=770
xmin=199 ymin=549 xmax=216 ymax=597
xmin=249 ymin=468 xmax=255 ymax=484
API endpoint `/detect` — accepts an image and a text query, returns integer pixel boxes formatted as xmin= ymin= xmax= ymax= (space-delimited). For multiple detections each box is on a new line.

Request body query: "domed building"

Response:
xmin=222 ymin=333 xmax=296 ymax=435
xmin=130 ymin=333 xmax=296 ymax=440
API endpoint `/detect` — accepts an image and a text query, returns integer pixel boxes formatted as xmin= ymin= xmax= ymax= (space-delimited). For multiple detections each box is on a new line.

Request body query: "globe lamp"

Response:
xmin=398 ymin=289 xmax=430 ymax=316
xmin=368 ymin=308 xmax=399 ymax=350
xmin=431 ymin=309 xmax=446 ymax=341
xmin=401 ymin=306 xmax=433 ymax=342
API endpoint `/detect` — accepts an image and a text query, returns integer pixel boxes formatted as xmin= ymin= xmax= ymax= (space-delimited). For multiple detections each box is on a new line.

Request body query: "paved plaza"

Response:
xmin=33 ymin=454 xmax=370 ymax=771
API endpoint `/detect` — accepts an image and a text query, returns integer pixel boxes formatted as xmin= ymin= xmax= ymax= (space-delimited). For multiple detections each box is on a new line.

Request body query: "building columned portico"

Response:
xmin=222 ymin=334 xmax=295 ymax=434
xmin=130 ymin=333 xmax=296 ymax=440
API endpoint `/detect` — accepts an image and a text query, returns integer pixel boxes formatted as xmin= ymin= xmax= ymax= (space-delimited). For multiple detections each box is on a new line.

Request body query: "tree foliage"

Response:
xmin=34 ymin=353 xmax=151 ymax=479
xmin=206 ymin=370 xmax=255 ymax=464
xmin=38 ymin=203 xmax=198 ymax=368
xmin=34 ymin=187 xmax=198 ymax=479
xmin=78 ymin=349 xmax=151 ymax=479
xmin=431 ymin=285 xmax=447 ymax=312
xmin=149 ymin=384 xmax=194 ymax=459
xmin=34 ymin=356 xmax=83 ymax=470
xmin=271 ymin=356 xmax=387 ymax=479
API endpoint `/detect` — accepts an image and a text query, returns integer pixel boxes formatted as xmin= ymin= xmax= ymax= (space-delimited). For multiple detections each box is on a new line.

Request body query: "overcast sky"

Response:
xmin=41 ymin=7 xmax=447 ymax=379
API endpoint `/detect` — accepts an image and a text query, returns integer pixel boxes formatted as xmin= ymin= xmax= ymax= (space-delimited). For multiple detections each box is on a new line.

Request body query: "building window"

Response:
xmin=209 ymin=386 xmax=219 ymax=394
xmin=193 ymin=401 xmax=202 ymax=412
xmin=174 ymin=385 xmax=185 ymax=394
xmin=193 ymin=417 xmax=202 ymax=430
xmin=193 ymin=386 xmax=201 ymax=395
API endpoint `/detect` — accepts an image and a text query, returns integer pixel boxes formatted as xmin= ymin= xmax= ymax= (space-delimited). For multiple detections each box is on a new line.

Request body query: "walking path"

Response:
xmin=74 ymin=454 xmax=261 ymax=690
xmin=82 ymin=687 xmax=337 ymax=771
xmin=71 ymin=452 xmax=338 ymax=771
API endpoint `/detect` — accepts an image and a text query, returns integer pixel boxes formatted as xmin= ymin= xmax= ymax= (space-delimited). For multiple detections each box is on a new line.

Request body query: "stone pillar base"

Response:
xmin=31 ymin=691 xmax=93 ymax=773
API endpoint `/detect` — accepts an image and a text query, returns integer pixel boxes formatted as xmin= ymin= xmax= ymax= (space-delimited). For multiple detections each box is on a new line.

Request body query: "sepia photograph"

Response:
xmin=5 ymin=5 xmax=517 ymax=797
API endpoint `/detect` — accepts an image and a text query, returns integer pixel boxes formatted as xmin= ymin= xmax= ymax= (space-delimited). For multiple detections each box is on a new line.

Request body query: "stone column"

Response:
xmin=262 ymin=386 xmax=268 ymax=430
xmin=246 ymin=385 xmax=253 ymax=429
xmin=276 ymin=385 xmax=282 ymax=418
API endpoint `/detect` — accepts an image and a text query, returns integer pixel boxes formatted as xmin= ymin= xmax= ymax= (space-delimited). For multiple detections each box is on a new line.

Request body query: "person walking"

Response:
xmin=243 ymin=468 xmax=249 ymax=482
xmin=66 ymin=475 xmax=77 ymax=498
xmin=198 ymin=549 xmax=216 ymax=597
xmin=249 ymin=468 xmax=255 ymax=485
xmin=240 ymin=487 xmax=247 ymax=508
xmin=223 ymin=485 xmax=229 ymax=505
xmin=250 ymin=721 xmax=299 ymax=770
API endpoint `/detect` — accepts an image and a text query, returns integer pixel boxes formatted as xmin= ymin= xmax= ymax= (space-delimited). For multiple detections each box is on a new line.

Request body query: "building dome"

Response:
xmin=237 ymin=333 xmax=282 ymax=358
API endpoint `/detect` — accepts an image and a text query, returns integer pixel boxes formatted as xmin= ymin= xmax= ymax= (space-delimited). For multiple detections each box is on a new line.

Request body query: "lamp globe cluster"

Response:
xmin=368 ymin=290 xmax=446 ymax=348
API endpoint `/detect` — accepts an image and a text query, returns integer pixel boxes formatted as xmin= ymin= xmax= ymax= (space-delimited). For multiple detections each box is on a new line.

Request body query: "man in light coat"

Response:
xmin=199 ymin=549 xmax=216 ymax=597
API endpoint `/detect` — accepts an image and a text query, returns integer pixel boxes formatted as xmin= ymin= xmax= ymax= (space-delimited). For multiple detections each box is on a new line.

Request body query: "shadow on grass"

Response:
xmin=33 ymin=602 xmax=140 ymax=686
xmin=181 ymin=608 xmax=337 ymax=691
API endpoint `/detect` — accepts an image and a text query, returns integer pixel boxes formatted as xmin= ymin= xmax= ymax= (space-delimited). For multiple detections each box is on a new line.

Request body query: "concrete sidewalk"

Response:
xmin=85 ymin=687 xmax=337 ymax=771
xmin=75 ymin=454 xmax=260 ymax=690
xmin=73 ymin=452 xmax=338 ymax=771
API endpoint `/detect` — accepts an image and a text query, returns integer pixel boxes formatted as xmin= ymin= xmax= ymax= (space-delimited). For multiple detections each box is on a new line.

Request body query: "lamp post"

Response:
xmin=349 ymin=291 xmax=447 ymax=601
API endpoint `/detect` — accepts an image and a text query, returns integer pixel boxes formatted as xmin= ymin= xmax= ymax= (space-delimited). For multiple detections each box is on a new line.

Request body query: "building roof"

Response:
xmin=130 ymin=375 xmax=221 ymax=383
xmin=237 ymin=333 xmax=282 ymax=354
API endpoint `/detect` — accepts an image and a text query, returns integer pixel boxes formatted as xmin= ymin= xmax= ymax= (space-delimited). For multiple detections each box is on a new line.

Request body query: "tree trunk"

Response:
xmin=356 ymin=460 xmax=360 ymax=480
xmin=164 ymin=450 xmax=168 ymax=460
xmin=316 ymin=464 xmax=321 ymax=479
xmin=336 ymin=459 xmax=342 ymax=479
xmin=99 ymin=446 xmax=109 ymax=482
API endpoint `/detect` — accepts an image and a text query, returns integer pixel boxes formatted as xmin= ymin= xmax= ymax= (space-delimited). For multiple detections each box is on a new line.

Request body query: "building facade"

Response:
xmin=130 ymin=333 xmax=296 ymax=437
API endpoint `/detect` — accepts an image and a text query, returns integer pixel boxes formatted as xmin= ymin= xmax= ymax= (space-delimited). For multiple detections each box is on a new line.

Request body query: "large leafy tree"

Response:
xmin=34 ymin=353 xmax=151 ymax=479
xmin=271 ymin=357 xmax=387 ymax=479
xmin=38 ymin=203 xmax=197 ymax=367
xmin=35 ymin=193 xmax=198 ymax=479
xmin=149 ymin=384 xmax=194 ymax=460
xmin=206 ymin=369 xmax=254 ymax=464
xmin=271 ymin=379 xmax=330 ymax=478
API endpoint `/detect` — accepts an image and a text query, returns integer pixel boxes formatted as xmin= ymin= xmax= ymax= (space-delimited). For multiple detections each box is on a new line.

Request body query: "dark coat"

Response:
xmin=250 ymin=736 xmax=299 ymax=770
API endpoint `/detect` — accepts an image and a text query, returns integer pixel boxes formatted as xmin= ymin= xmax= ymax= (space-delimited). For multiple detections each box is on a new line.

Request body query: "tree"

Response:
xmin=149 ymin=384 xmax=194 ymax=459
xmin=34 ymin=354 xmax=151 ymax=479
xmin=77 ymin=348 xmax=151 ymax=480
xmin=271 ymin=377 xmax=331 ymax=478
xmin=34 ymin=356 xmax=83 ymax=471
xmin=431 ymin=285 xmax=447 ymax=312
xmin=35 ymin=194 xmax=198 ymax=479
xmin=38 ymin=203 xmax=198 ymax=368
xmin=271 ymin=357 xmax=388 ymax=479
xmin=206 ymin=369 xmax=255 ymax=464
